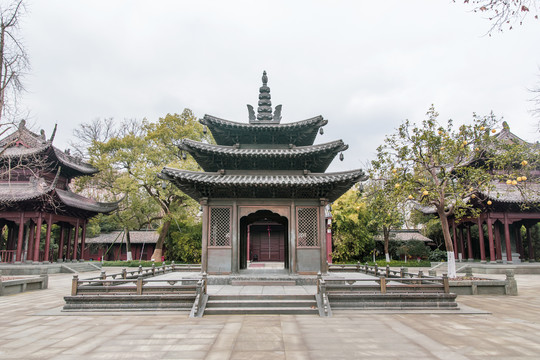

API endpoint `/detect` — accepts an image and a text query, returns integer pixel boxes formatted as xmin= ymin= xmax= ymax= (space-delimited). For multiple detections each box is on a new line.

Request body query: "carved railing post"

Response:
xmin=100 ymin=270 xmax=106 ymax=280
xmin=137 ymin=276 xmax=143 ymax=295
xmin=379 ymin=276 xmax=386 ymax=294
xmin=443 ymin=274 xmax=449 ymax=294
xmin=202 ymin=272 xmax=208 ymax=294
xmin=138 ymin=265 xmax=142 ymax=274
xmin=71 ymin=275 xmax=79 ymax=296
xmin=385 ymin=265 xmax=390 ymax=278
xmin=374 ymin=264 xmax=378 ymax=276
xmin=122 ymin=268 xmax=127 ymax=279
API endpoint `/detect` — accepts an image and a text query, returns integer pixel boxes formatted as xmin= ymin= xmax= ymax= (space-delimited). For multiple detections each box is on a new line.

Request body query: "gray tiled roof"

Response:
xmin=86 ymin=231 xmax=159 ymax=244
xmin=0 ymin=180 xmax=52 ymax=202
xmin=374 ymin=230 xmax=432 ymax=243
xmin=201 ymin=115 xmax=328 ymax=146
xmin=56 ymin=189 xmax=119 ymax=213
xmin=179 ymin=139 xmax=348 ymax=172
xmin=480 ymin=182 xmax=540 ymax=203
xmin=160 ymin=167 xmax=366 ymax=202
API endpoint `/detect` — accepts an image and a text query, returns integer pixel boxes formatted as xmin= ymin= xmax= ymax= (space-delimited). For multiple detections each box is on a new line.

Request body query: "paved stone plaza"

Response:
xmin=1 ymin=269 xmax=540 ymax=359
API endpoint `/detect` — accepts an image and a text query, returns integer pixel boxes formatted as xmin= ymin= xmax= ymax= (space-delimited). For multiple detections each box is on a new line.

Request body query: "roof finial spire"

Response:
xmin=257 ymin=70 xmax=273 ymax=121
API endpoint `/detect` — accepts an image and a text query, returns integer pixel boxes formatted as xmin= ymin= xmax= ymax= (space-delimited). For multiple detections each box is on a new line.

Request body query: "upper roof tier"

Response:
xmin=200 ymin=114 xmax=328 ymax=146
xmin=178 ymin=138 xmax=348 ymax=172
xmin=0 ymin=121 xmax=98 ymax=178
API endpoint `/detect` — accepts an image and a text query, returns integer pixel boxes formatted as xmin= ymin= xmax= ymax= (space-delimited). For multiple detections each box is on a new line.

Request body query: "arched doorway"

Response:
xmin=239 ymin=210 xmax=289 ymax=270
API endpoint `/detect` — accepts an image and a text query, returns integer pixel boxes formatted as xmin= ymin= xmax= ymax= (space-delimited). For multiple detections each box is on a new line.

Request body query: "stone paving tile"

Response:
xmin=5 ymin=270 xmax=540 ymax=359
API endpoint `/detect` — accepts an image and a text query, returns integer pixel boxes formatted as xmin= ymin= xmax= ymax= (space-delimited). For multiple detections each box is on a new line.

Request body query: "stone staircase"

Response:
xmin=63 ymin=294 xmax=196 ymax=311
xmin=204 ymin=294 xmax=319 ymax=315
xmin=61 ymin=262 xmax=102 ymax=273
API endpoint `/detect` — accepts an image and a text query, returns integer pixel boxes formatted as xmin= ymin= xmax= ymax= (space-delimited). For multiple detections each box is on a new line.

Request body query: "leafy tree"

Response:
xmin=331 ymin=186 xmax=374 ymax=263
xmin=373 ymin=106 xmax=502 ymax=277
xmin=365 ymin=177 xmax=404 ymax=263
xmin=165 ymin=218 xmax=202 ymax=263
xmin=86 ymin=109 xmax=212 ymax=261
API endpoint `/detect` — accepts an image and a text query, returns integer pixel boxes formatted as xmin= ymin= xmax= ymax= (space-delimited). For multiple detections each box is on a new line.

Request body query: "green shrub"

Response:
xmin=428 ymin=248 xmax=447 ymax=262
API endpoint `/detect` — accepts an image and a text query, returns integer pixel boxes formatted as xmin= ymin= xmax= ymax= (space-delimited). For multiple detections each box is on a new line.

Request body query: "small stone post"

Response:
xmin=374 ymin=264 xmax=379 ymax=276
xmin=505 ymin=269 xmax=518 ymax=296
xmin=152 ymin=263 xmax=156 ymax=276
xmin=418 ymin=270 xmax=423 ymax=278
xmin=365 ymin=263 xmax=369 ymax=274
xmin=122 ymin=268 xmax=127 ymax=279
xmin=138 ymin=265 xmax=142 ymax=274
xmin=385 ymin=265 xmax=390 ymax=278
xmin=171 ymin=261 xmax=175 ymax=271
xmin=442 ymin=274 xmax=450 ymax=294
xmin=202 ymin=272 xmax=208 ymax=294
xmin=400 ymin=267 xmax=405 ymax=278
xmin=100 ymin=270 xmax=106 ymax=280
xmin=379 ymin=276 xmax=386 ymax=294
xmin=356 ymin=261 xmax=361 ymax=272
xmin=136 ymin=276 xmax=143 ymax=295
xmin=71 ymin=275 xmax=79 ymax=296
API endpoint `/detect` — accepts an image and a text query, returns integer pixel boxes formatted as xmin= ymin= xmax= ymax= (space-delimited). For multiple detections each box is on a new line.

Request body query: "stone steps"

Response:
xmin=61 ymin=262 xmax=102 ymax=273
xmin=328 ymin=292 xmax=459 ymax=310
xmin=63 ymin=294 xmax=195 ymax=311
xmin=204 ymin=294 xmax=319 ymax=315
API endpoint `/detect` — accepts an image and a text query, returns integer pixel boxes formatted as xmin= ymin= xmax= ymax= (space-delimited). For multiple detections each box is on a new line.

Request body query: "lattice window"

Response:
xmin=297 ymin=207 xmax=319 ymax=247
xmin=209 ymin=207 xmax=231 ymax=247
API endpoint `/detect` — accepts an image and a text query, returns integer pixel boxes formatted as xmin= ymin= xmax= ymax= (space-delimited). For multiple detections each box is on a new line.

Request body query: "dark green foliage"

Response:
xmin=164 ymin=220 xmax=202 ymax=264
xmin=396 ymin=240 xmax=431 ymax=259
xmin=429 ymin=248 xmax=447 ymax=262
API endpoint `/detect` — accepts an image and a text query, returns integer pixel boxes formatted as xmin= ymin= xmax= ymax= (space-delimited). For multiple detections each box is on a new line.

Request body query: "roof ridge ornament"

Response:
xmin=247 ymin=71 xmax=282 ymax=124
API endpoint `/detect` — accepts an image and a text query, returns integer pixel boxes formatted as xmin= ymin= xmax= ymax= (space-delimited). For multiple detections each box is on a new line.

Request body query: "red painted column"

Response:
xmin=452 ymin=220 xmax=458 ymax=259
xmin=27 ymin=222 xmax=35 ymax=261
xmin=487 ymin=217 xmax=496 ymax=263
xmin=33 ymin=214 xmax=43 ymax=262
xmin=477 ymin=218 xmax=486 ymax=263
xmin=515 ymin=225 xmax=524 ymax=261
xmin=44 ymin=214 xmax=53 ymax=263
xmin=466 ymin=225 xmax=473 ymax=261
xmin=80 ymin=221 xmax=87 ymax=261
xmin=73 ymin=219 xmax=80 ymax=260
xmin=66 ymin=226 xmax=72 ymax=260
xmin=247 ymin=224 xmax=251 ymax=261
xmin=16 ymin=213 xmax=24 ymax=262
xmin=459 ymin=225 xmax=465 ymax=261
xmin=58 ymin=225 xmax=65 ymax=260
xmin=527 ymin=226 xmax=535 ymax=262
xmin=503 ymin=214 xmax=513 ymax=263
xmin=494 ymin=222 xmax=502 ymax=261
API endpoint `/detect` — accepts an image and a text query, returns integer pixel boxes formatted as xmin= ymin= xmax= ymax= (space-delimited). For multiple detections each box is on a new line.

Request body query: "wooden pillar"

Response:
xmin=58 ymin=225 xmax=65 ymax=261
xmin=459 ymin=225 xmax=465 ymax=261
xmin=73 ymin=219 xmax=80 ymax=260
xmin=516 ymin=225 xmax=524 ymax=261
xmin=466 ymin=224 xmax=473 ymax=261
xmin=477 ymin=218 xmax=486 ymax=263
xmin=27 ymin=221 xmax=35 ymax=261
xmin=16 ymin=213 xmax=25 ymax=262
xmin=494 ymin=221 xmax=502 ymax=262
xmin=503 ymin=214 xmax=513 ymax=263
xmin=247 ymin=224 xmax=251 ymax=261
xmin=33 ymin=214 xmax=43 ymax=262
xmin=66 ymin=226 xmax=72 ymax=260
xmin=44 ymin=214 xmax=53 ymax=263
xmin=80 ymin=221 xmax=87 ymax=261
xmin=452 ymin=220 xmax=458 ymax=259
xmin=527 ymin=225 xmax=535 ymax=262
xmin=200 ymin=198 xmax=209 ymax=273
xmin=487 ymin=217 xmax=496 ymax=263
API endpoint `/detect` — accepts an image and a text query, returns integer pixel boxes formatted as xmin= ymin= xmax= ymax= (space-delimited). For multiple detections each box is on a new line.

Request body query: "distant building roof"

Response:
xmin=86 ymin=231 xmax=159 ymax=244
xmin=374 ymin=230 xmax=432 ymax=243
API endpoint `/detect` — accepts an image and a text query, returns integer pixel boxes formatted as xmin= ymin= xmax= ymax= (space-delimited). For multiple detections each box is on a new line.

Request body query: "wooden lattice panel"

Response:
xmin=209 ymin=207 xmax=231 ymax=247
xmin=297 ymin=207 xmax=318 ymax=247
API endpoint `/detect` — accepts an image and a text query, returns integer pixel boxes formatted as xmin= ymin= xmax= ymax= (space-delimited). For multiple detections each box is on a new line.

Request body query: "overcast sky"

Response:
xmin=15 ymin=0 xmax=540 ymax=172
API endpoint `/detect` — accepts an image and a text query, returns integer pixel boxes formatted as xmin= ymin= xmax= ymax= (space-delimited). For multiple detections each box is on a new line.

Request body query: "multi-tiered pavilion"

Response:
xmin=0 ymin=121 xmax=118 ymax=263
xmin=160 ymin=72 xmax=365 ymax=274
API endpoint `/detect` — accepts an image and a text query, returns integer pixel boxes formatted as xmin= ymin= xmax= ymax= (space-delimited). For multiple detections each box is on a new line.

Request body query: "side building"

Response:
xmin=160 ymin=72 xmax=366 ymax=274
xmin=0 ymin=121 xmax=118 ymax=263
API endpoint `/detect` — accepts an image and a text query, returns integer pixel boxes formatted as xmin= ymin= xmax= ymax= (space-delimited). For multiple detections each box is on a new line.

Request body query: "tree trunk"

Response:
xmin=439 ymin=210 xmax=456 ymax=278
xmin=125 ymin=228 xmax=132 ymax=261
xmin=383 ymin=226 xmax=390 ymax=263
xmin=150 ymin=219 xmax=170 ymax=262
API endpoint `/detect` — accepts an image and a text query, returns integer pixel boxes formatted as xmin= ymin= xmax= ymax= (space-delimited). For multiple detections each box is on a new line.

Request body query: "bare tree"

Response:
xmin=0 ymin=0 xmax=28 ymax=125
xmin=456 ymin=0 xmax=539 ymax=34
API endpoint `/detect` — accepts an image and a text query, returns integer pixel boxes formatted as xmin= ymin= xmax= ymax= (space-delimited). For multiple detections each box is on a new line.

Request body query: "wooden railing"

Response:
xmin=329 ymin=262 xmax=439 ymax=280
xmin=0 ymin=250 xmax=15 ymax=263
